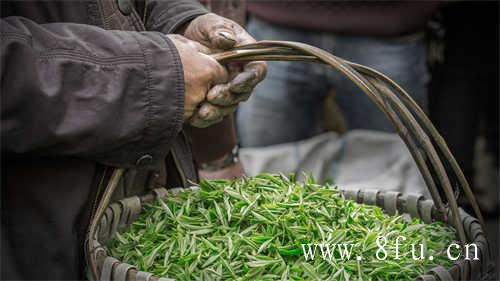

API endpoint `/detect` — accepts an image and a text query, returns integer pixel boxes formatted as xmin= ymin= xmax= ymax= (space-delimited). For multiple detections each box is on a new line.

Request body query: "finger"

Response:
xmin=197 ymin=102 xmax=237 ymax=121
xmin=232 ymin=72 xmax=258 ymax=95
xmin=203 ymin=14 xmax=238 ymax=50
xmin=190 ymin=114 xmax=223 ymax=128
xmin=234 ymin=27 xmax=257 ymax=47
xmin=207 ymin=61 xmax=266 ymax=106
xmin=189 ymin=103 xmax=236 ymax=128
xmin=183 ymin=86 xmax=206 ymax=121
xmin=206 ymin=84 xmax=233 ymax=105
xmin=204 ymin=55 xmax=229 ymax=84
xmin=206 ymin=74 xmax=254 ymax=106
xmin=207 ymin=84 xmax=252 ymax=106
xmin=189 ymin=40 xmax=212 ymax=55
xmin=168 ymin=34 xmax=212 ymax=54
xmin=209 ymin=28 xmax=237 ymax=50
xmin=231 ymin=61 xmax=267 ymax=92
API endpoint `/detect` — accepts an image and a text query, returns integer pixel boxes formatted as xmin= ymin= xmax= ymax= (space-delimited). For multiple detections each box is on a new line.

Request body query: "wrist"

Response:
xmin=199 ymin=145 xmax=239 ymax=171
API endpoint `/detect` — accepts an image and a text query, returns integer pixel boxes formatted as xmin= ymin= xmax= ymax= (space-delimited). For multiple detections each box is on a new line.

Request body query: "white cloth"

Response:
xmin=240 ymin=130 xmax=429 ymax=198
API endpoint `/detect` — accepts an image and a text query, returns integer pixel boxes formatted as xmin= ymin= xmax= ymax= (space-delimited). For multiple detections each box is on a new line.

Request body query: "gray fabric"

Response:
xmin=240 ymin=131 xmax=429 ymax=197
xmin=113 ymin=263 xmax=136 ymax=281
xmin=100 ymin=257 xmax=119 ymax=281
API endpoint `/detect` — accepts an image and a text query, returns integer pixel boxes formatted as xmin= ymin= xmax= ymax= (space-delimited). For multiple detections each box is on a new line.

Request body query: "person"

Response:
xmin=0 ymin=1 xmax=266 ymax=279
xmin=429 ymin=1 xmax=499 ymax=215
xmin=237 ymin=1 xmax=439 ymax=147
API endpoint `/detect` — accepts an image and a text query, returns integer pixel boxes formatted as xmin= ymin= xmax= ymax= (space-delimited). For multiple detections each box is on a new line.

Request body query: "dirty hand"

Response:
xmin=168 ymin=34 xmax=229 ymax=125
xmin=183 ymin=13 xmax=267 ymax=127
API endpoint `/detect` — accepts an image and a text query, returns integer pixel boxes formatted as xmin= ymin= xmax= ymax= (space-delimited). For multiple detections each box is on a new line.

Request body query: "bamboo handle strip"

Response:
xmin=211 ymin=40 xmax=485 ymax=244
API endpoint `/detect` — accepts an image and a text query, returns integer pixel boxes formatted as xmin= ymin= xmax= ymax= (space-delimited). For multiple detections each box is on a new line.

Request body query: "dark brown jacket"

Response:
xmin=1 ymin=1 xmax=208 ymax=279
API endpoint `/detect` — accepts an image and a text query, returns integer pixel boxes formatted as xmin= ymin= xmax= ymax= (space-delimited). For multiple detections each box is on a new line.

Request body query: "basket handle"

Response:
xmin=210 ymin=40 xmax=485 ymax=245
xmin=85 ymin=41 xmax=485 ymax=280
xmin=86 ymin=168 xmax=125 ymax=280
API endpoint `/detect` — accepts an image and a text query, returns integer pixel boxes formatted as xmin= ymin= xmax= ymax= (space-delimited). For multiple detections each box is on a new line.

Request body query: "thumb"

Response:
xmin=208 ymin=28 xmax=237 ymax=50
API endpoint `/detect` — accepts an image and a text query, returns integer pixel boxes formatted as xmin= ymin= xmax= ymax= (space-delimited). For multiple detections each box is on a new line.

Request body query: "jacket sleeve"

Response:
xmin=143 ymin=1 xmax=240 ymax=166
xmin=1 ymin=16 xmax=185 ymax=168
xmin=143 ymin=0 xmax=208 ymax=34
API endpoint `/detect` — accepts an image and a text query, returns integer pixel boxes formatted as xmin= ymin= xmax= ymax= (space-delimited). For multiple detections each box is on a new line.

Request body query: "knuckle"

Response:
xmin=251 ymin=61 xmax=268 ymax=80
xmin=190 ymin=118 xmax=210 ymax=128
xmin=208 ymin=92 xmax=231 ymax=105
xmin=198 ymin=103 xmax=220 ymax=121
xmin=238 ymin=92 xmax=252 ymax=102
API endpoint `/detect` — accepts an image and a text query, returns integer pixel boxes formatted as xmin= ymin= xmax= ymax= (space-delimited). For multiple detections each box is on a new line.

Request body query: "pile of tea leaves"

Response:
xmin=108 ymin=174 xmax=459 ymax=281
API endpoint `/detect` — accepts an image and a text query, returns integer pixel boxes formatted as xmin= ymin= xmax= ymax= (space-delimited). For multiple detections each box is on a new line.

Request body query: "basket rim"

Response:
xmin=90 ymin=185 xmax=494 ymax=281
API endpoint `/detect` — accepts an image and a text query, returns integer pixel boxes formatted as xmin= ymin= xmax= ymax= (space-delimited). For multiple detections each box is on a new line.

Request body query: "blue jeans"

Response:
xmin=237 ymin=17 xmax=430 ymax=147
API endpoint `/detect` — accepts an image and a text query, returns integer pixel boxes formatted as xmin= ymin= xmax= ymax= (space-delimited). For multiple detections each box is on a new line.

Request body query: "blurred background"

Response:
xmin=205 ymin=0 xmax=499 ymax=277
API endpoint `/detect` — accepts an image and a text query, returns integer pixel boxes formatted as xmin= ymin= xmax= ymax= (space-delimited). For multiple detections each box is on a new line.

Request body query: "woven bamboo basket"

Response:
xmin=85 ymin=41 xmax=495 ymax=281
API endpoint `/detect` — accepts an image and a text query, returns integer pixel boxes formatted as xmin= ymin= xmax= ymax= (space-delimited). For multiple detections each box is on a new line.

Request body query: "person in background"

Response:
xmin=237 ymin=1 xmax=439 ymax=147
xmin=428 ymin=1 xmax=499 ymax=215
xmin=1 ymin=0 xmax=266 ymax=279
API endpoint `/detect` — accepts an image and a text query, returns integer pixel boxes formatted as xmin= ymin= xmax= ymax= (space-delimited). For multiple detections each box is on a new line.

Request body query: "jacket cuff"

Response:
xmin=139 ymin=32 xmax=185 ymax=168
xmin=99 ymin=31 xmax=185 ymax=169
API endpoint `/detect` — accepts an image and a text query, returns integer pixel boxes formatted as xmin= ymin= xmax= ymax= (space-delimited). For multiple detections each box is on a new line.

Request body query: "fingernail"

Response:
xmin=199 ymin=107 xmax=209 ymax=119
xmin=218 ymin=31 xmax=236 ymax=42
xmin=200 ymin=106 xmax=216 ymax=120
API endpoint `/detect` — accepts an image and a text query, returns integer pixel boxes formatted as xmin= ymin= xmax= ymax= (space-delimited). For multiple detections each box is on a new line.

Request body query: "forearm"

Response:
xmin=186 ymin=115 xmax=237 ymax=165
xmin=1 ymin=17 xmax=185 ymax=168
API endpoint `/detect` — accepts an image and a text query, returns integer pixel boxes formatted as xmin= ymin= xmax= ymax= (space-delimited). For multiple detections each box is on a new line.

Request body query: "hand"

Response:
xmin=183 ymin=13 xmax=267 ymax=127
xmin=167 ymin=34 xmax=229 ymax=124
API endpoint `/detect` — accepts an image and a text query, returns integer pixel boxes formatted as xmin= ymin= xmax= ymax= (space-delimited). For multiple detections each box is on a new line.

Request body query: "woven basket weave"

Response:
xmin=89 ymin=186 xmax=495 ymax=281
xmin=86 ymin=40 xmax=495 ymax=281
